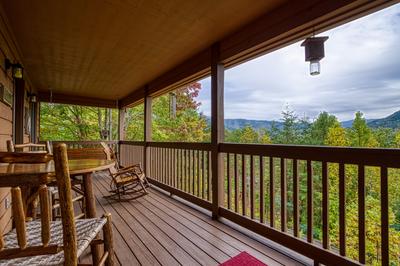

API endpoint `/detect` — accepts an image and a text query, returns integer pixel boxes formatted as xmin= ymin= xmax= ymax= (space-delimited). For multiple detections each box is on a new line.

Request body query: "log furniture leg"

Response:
xmin=83 ymin=172 xmax=101 ymax=265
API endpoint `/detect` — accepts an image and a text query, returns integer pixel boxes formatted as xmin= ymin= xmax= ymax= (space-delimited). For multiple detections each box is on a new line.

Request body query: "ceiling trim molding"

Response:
xmin=38 ymin=91 xmax=118 ymax=109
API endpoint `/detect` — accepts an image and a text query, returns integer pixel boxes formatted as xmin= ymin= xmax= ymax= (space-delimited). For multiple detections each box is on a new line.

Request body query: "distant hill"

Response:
xmin=206 ymin=110 xmax=400 ymax=130
xmin=224 ymin=119 xmax=282 ymax=130
xmin=367 ymin=110 xmax=400 ymax=129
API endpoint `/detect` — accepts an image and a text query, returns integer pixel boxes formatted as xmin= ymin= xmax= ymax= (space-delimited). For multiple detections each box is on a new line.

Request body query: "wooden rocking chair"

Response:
xmin=100 ymin=142 xmax=149 ymax=201
xmin=0 ymin=144 xmax=114 ymax=265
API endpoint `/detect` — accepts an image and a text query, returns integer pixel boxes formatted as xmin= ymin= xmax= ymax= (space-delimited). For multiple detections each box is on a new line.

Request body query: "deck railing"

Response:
xmin=120 ymin=141 xmax=213 ymax=210
xmin=52 ymin=140 xmax=399 ymax=265
xmin=219 ymin=143 xmax=400 ymax=266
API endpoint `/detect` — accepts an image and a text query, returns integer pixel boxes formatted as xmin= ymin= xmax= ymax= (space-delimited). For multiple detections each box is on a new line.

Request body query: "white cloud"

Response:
xmin=197 ymin=4 xmax=400 ymax=121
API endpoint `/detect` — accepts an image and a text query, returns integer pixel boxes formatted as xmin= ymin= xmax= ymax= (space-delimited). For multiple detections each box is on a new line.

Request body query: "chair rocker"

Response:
xmin=101 ymin=142 xmax=149 ymax=201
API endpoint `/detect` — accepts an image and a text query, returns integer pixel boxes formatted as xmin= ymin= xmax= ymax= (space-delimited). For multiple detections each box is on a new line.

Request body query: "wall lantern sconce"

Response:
xmin=27 ymin=92 xmax=37 ymax=103
xmin=5 ymin=59 xmax=24 ymax=79
xmin=301 ymin=36 xmax=328 ymax=76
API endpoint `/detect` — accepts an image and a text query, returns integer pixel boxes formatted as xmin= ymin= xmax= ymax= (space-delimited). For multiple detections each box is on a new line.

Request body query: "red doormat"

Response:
xmin=220 ymin=252 xmax=267 ymax=266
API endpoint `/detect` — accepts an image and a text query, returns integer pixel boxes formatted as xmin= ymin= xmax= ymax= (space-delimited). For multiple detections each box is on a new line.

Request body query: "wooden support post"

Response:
xmin=118 ymin=107 xmax=126 ymax=141
xmin=144 ymin=88 xmax=152 ymax=175
xmin=211 ymin=43 xmax=224 ymax=219
xmin=14 ymin=79 xmax=25 ymax=144
xmin=118 ymin=106 xmax=125 ymax=162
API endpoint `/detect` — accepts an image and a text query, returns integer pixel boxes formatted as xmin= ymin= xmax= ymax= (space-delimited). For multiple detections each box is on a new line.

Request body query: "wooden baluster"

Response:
xmin=259 ymin=156 xmax=265 ymax=223
xmin=202 ymin=151 xmax=205 ymax=199
xmin=155 ymin=148 xmax=158 ymax=181
xmin=270 ymin=157 xmax=275 ymax=227
xmin=171 ymin=148 xmax=173 ymax=186
xmin=181 ymin=149 xmax=185 ymax=191
xmin=169 ymin=149 xmax=172 ymax=187
xmin=381 ymin=166 xmax=389 ymax=266
xmin=250 ymin=155 xmax=255 ymax=219
xmin=165 ymin=148 xmax=168 ymax=186
xmin=281 ymin=158 xmax=287 ymax=232
xmin=227 ymin=153 xmax=232 ymax=210
xmin=322 ymin=161 xmax=329 ymax=249
xmin=192 ymin=150 xmax=195 ymax=194
xmin=173 ymin=149 xmax=176 ymax=188
xmin=186 ymin=149 xmax=189 ymax=192
xmin=358 ymin=164 xmax=365 ymax=264
xmin=242 ymin=154 xmax=246 ymax=216
xmin=307 ymin=160 xmax=313 ymax=243
xmin=339 ymin=163 xmax=345 ymax=255
xmin=234 ymin=154 xmax=239 ymax=213
xmin=196 ymin=150 xmax=200 ymax=197
xmin=11 ymin=187 xmax=27 ymax=249
xmin=162 ymin=148 xmax=165 ymax=184
xmin=39 ymin=185 xmax=51 ymax=247
xmin=209 ymin=151 xmax=212 ymax=201
xmin=293 ymin=159 xmax=299 ymax=237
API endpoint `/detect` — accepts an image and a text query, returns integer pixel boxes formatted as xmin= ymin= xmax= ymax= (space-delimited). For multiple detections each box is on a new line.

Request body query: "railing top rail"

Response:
xmin=41 ymin=140 xmax=118 ymax=144
xmin=119 ymin=141 xmax=145 ymax=146
xmin=146 ymin=141 xmax=212 ymax=151
xmin=220 ymin=143 xmax=400 ymax=168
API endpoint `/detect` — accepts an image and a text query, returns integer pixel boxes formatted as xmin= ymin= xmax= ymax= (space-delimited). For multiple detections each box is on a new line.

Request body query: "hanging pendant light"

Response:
xmin=301 ymin=36 xmax=328 ymax=75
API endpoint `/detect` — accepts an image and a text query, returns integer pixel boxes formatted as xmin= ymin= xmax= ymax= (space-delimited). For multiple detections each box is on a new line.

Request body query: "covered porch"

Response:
xmin=0 ymin=0 xmax=398 ymax=265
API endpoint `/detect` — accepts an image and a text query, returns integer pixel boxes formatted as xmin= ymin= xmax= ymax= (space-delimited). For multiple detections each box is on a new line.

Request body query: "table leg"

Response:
xmin=83 ymin=173 xmax=100 ymax=265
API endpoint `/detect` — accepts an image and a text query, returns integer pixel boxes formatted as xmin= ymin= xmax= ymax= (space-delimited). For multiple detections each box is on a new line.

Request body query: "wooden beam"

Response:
xmin=144 ymin=88 xmax=152 ymax=175
xmin=119 ymin=87 xmax=146 ymax=109
xmin=148 ymin=48 xmax=211 ymax=96
xmin=210 ymin=43 xmax=224 ymax=219
xmin=14 ymin=79 xmax=24 ymax=144
xmin=38 ymin=91 xmax=118 ymax=108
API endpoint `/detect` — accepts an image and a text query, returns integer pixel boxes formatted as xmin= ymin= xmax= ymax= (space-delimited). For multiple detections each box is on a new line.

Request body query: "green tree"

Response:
xmin=277 ymin=106 xmax=299 ymax=144
xmin=150 ymin=83 xmax=209 ymax=142
xmin=309 ymin=112 xmax=340 ymax=145
xmin=349 ymin=111 xmax=378 ymax=147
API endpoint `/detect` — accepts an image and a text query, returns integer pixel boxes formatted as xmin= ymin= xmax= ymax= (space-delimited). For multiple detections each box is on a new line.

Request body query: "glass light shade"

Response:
xmin=12 ymin=67 xmax=23 ymax=79
xmin=310 ymin=60 xmax=320 ymax=76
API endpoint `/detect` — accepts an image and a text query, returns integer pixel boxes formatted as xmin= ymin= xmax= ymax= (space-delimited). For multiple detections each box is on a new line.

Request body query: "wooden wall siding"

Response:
xmin=0 ymin=71 xmax=13 ymax=237
xmin=0 ymin=4 xmax=36 ymax=235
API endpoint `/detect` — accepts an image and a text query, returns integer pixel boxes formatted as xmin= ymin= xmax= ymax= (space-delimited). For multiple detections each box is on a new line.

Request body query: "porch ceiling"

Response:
xmin=1 ymin=0 xmax=285 ymax=100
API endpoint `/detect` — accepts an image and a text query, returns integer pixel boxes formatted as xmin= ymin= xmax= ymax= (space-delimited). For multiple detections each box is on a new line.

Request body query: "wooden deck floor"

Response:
xmin=83 ymin=172 xmax=305 ymax=265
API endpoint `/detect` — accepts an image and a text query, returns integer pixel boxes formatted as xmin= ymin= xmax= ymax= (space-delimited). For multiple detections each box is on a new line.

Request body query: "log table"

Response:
xmin=0 ymin=159 xmax=114 ymax=264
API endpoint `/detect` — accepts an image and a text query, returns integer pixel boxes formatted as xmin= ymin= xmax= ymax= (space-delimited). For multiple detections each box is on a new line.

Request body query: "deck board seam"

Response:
xmin=92 ymin=179 xmax=155 ymax=266
xmin=137 ymin=194 xmax=234 ymax=262
xmin=96 ymin=175 xmax=201 ymax=266
xmin=147 ymin=188 xmax=294 ymax=265
xmin=94 ymin=181 xmax=183 ymax=266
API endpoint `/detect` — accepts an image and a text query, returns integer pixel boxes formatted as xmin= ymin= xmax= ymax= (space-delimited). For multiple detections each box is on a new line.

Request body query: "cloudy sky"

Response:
xmin=196 ymin=4 xmax=400 ymax=121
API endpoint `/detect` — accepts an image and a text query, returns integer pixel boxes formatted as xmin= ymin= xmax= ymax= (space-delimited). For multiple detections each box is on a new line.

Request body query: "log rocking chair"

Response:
xmin=100 ymin=142 xmax=149 ymax=201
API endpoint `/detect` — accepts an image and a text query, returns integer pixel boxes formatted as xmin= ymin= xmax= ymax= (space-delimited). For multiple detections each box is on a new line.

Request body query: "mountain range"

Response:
xmin=216 ymin=110 xmax=400 ymax=130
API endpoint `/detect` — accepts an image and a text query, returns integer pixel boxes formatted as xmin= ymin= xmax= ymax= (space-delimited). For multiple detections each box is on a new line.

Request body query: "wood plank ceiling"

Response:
xmin=0 ymin=0 xmax=285 ymax=100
